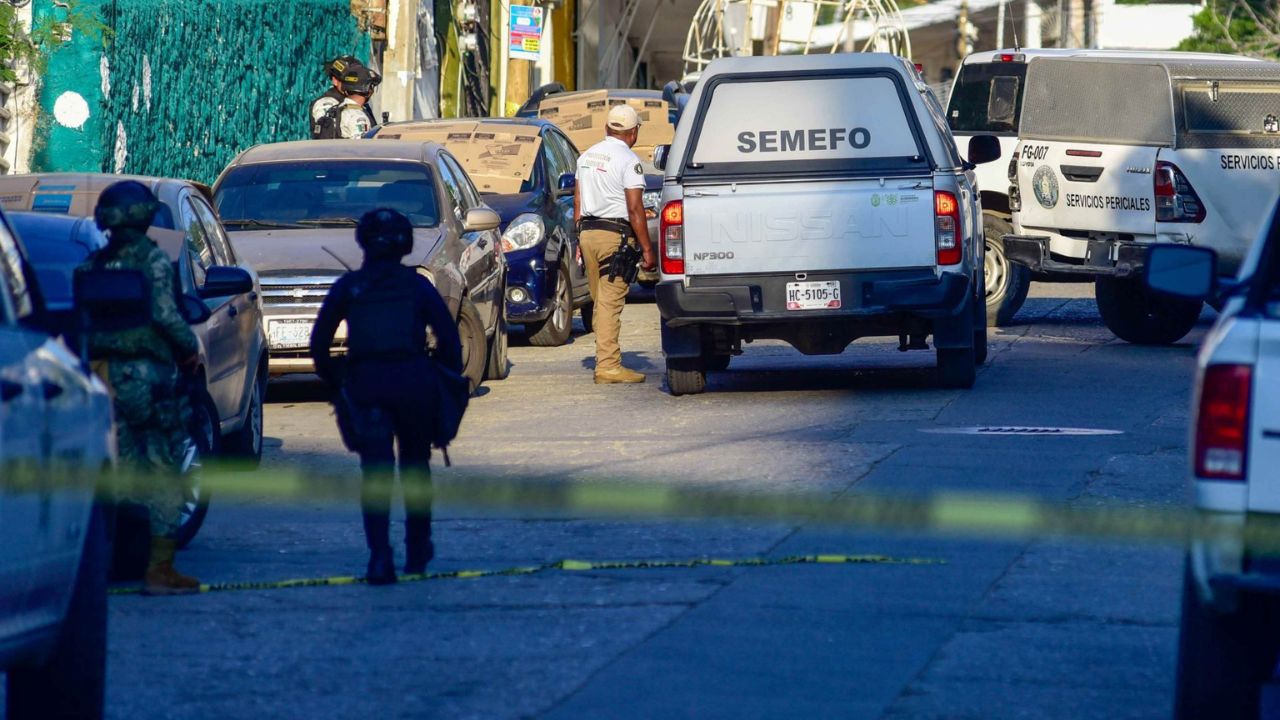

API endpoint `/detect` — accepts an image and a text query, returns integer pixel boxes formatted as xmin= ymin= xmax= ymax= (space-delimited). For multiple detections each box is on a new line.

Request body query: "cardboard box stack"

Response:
xmin=537 ymin=90 xmax=675 ymax=167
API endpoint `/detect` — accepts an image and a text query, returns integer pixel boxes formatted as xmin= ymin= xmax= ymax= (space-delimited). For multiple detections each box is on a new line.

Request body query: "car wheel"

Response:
xmin=457 ymin=299 xmax=487 ymax=394
xmin=174 ymin=390 xmax=216 ymax=549
xmin=579 ymin=301 xmax=594 ymax=334
xmin=936 ymin=344 xmax=976 ymax=389
xmin=527 ymin=262 xmax=573 ymax=347
xmin=7 ymin=504 xmax=108 ymax=720
xmin=485 ymin=295 xmax=511 ymax=381
xmin=222 ymin=362 xmax=265 ymax=468
xmin=1095 ymin=275 xmax=1201 ymax=345
xmin=666 ymin=358 xmax=706 ymax=396
xmin=983 ymin=216 xmax=1030 ymax=327
xmin=1174 ymin=561 xmax=1280 ymax=720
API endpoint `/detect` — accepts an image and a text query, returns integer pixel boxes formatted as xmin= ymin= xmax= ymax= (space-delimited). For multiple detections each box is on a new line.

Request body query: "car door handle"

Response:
xmin=41 ymin=381 xmax=63 ymax=400
xmin=0 ymin=379 xmax=21 ymax=401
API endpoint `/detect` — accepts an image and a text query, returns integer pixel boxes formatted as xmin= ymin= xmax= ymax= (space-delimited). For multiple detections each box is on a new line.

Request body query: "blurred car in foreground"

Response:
xmin=368 ymin=117 xmax=592 ymax=346
xmin=213 ymin=140 xmax=507 ymax=391
xmin=1143 ymin=201 xmax=1280 ymax=720
xmin=0 ymin=206 xmax=125 ymax=720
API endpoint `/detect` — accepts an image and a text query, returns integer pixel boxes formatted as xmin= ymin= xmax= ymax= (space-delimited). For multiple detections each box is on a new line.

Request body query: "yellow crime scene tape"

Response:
xmin=107 ymin=553 xmax=944 ymax=596
xmin=8 ymin=463 xmax=1279 ymax=553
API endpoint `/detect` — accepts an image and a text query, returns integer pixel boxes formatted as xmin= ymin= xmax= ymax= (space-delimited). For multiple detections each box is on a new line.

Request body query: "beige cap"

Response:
xmin=606 ymin=104 xmax=641 ymax=131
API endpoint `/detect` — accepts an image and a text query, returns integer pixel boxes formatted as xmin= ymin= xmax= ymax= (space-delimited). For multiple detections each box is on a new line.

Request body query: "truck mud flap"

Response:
xmin=931 ymin=292 xmax=974 ymax=350
xmin=661 ymin=321 xmax=704 ymax=360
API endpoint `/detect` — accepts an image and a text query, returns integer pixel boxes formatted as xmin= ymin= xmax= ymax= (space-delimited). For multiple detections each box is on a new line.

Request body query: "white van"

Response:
xmin=1006 ymin=56 xmax=1280 ymax=345
xmin=653 ymin=53 xmax=1001 ymax=395
xmin=946 ymin=48 xmax=1252 ymax=326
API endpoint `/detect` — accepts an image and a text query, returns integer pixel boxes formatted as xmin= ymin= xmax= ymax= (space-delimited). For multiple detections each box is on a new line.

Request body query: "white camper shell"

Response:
xmin=946 ymin=48 xmax=1251 ymax=327
xmin=1006 ymin=56 xmax=1280 ymax=345
xmin=653 ymin=53 xmax=1001 ymax=395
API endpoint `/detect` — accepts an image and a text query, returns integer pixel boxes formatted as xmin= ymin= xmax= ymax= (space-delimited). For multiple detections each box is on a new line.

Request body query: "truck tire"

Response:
xmin=7 ymin=504 xmax=108 ymax=720
xmin=527 ymin=263 xmax=573 ymax=347
xmin=666 ymin=358 xmax=706 ymax=396
xmin=936 ymin=345 xmax=976 ymax=389
xmin=1174 ymin=562 xmax=1280 ymax=720
xmin=1095 ymin=276 xmax=1201 ymax=345
xmin=457 ymin=299 xmax=487 ymax=393
xmin=485 ymin=296 xmax=510 ymax=381
xmin=983 ymin=216 xmax=1030 ymax=327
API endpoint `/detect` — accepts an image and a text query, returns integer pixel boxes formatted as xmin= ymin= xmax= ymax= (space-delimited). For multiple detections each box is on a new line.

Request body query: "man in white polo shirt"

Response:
xmin=573 ymin=104 xmax=657 ymax=384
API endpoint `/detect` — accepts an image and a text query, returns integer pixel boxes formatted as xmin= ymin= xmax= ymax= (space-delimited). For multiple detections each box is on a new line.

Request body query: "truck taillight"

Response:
xmin=1195 ymin=364 xmax=1252 ymax=480
xmin=660 ymin=200 xmax=684 ymax=275
xmin=935 ymin=191 xmax=961 ymax=265
xmin=1007 ymin=158 xmax=1021 ymax=211
xmin=1154 ymin=161 xmax=1205 ymax=223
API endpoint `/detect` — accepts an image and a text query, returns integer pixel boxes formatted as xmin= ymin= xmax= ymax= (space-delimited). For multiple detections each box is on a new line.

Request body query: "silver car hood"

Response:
xmin=227 ymin=226 xmax=445 ymax=276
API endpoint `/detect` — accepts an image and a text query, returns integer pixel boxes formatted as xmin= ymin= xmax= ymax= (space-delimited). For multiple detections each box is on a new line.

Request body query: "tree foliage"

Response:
xmin=0 ymin=1 xmax=108 ymax=84
xmin=1177 ymin=0 xmax=1280 ymax=59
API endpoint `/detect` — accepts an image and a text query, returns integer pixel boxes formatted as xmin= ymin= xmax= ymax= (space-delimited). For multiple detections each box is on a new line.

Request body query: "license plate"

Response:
xmin=786 ymin=280 xmax=841 ymax=310
xmin=269 ymin=319 xmax=314 ymax=349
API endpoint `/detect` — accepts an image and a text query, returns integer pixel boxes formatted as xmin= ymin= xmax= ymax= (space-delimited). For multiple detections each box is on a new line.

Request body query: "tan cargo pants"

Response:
xmin=579 ymin=228 xmax=631 ymax=372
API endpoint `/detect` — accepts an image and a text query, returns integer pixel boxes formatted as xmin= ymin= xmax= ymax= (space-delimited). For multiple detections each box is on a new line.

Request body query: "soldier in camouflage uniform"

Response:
xmin=81 ymin=180 xmax=202 ymax=595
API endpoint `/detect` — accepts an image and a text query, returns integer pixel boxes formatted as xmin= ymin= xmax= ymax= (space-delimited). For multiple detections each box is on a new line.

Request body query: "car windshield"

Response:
xmin=215 ymin=161 xmax=440 ymax=229
xmin=946 ymin=61 xmax=1027 ymax=134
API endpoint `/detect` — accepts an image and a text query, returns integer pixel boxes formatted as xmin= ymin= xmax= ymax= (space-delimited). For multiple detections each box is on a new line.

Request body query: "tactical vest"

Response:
xmin=344 ymin=267 xmax=427 ymax=362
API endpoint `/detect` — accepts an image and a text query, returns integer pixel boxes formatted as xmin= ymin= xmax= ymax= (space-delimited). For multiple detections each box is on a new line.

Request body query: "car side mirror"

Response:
xmin=1144 ymin=244 xmax=1217 ymax=301
xmin=556 ymin=173 xmax=576 ymax=197
xmin=199 ymin=265 xmax=254 ymax=299
xmin=653 ymin=144 xmax=670 ymax=172
xmin=967 ymin=135 xmax=1001 ymax=166
xmin=181 ymin=294 xmax=212 ymax=324
xmin=463 ymin=207 xmax=501 ymax=232
xmin=73 ymin=268 xmax=151 ymax=332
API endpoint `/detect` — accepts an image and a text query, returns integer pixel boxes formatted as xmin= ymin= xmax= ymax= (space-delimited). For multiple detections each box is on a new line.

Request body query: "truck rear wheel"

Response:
xmin=666 ymin=359 xmax=707 ymax=396
xmin=983 ymin=216 xmax=1030 ymax=327
xmin=1095 ymin=276 xmax=1201 ymax=345
xmin=1174 ymin=562 xmax=1280 ymax=720
xmin=936 ymin=345 xmax=976 ymax=389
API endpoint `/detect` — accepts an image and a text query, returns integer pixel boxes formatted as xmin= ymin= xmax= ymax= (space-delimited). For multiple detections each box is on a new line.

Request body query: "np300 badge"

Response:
xmin=1032 ymin=165 xmax=1058 ymax=209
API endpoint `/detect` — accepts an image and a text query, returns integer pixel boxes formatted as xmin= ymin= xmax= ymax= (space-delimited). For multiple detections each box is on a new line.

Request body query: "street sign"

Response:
xmin=508 ymin=5 xmax=544 ymax=61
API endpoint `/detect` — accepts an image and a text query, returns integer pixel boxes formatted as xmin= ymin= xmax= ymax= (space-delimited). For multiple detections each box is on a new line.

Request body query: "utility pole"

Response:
xmin=996 ymin=0 xmax=1006 ymax=49
xmin=506 ymin=0 xmax=533 ymax=115
xmin=380 ymin=0 xmax=419 ymax=122
xmin=956 ymin=0 xmax=971 ymax=60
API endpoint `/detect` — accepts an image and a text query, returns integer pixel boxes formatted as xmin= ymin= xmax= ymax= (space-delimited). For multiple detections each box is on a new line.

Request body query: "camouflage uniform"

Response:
xmin=82 ymin=228 xmax=199 ymax=538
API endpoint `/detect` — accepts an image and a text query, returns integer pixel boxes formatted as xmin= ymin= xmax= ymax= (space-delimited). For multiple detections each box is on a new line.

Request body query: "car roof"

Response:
xmin=0 ymin=172 xmax=211 ymax=216
xmin=701 ymin=52 xmax=916 ymax=78
xmin=376 ymin=116 xmax=557 ymax=134
xmin=6 ymin=210 xmax=183 ymax=260
xmin=228 ymin=139 xmax=441 ymax=167
xmin=962 ymin=48 xmax=1256 ymax=66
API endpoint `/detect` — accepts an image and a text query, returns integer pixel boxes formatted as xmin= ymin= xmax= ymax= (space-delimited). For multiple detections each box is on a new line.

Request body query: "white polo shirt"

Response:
xmin=576 ymin=136 xmax=645 ymax=219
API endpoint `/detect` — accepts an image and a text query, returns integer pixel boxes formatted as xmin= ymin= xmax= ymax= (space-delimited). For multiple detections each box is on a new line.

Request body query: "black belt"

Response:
xmin=579 ymin=216 xmax=632 ymax=235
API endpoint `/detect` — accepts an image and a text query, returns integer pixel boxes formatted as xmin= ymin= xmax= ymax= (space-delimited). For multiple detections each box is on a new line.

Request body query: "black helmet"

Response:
xmin=94 ymin=180 xmax=161 ymax=232
xmin=340 ymin=64 xmax=380 ymax=97
xmin=356 ymin=208 xmax=413 ymax=259
xmin=326 ymin=55 xmax=361 ymax=80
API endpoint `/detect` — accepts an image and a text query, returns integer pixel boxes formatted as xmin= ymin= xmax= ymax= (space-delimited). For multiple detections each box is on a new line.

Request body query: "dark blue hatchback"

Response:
xmin=367 ymin=118 xmax=592 ymax=346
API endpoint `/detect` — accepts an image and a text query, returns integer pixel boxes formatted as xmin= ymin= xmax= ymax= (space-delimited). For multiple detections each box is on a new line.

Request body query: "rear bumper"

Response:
xmin=1004 ymin=235 xmax=1148 ymax=278
xmin=656 ymin=269 xmax=970 ymax=326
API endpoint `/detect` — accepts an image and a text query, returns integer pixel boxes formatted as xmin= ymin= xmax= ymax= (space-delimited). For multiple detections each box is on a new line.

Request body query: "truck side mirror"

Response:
xmin=967 ymin=135 xmax=1001 ymax=166
xmin=73 ymin=268 xmax=151 ymax=332
xmin=556 ymin=173 xmax=576 ymax=197
xmin=1144 ymin=245 xmax=1217 ymax=301
xmin=653 ymin=144 xmax=671 ymax=172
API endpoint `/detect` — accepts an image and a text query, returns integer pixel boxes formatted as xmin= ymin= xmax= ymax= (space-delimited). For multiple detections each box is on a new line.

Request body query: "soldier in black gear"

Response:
xmin=310 ymin=55 xmax=377 ymax=139
xmin=309 ymin=208 xmax=463 ymax=585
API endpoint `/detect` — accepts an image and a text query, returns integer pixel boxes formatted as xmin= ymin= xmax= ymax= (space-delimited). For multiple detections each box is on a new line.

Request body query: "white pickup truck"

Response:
xmin=1142 ymin=202 xmax=1280 ymax=720
xmin=946 ymin=48 xmax=1249 ymax=326
xmin=1006 ymin=55 xmax=1280 ymax=345
xmin=653 ymin=53 xmax=1001 ymax=395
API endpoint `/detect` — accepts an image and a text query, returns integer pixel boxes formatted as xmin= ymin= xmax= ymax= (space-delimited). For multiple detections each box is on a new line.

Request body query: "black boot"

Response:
xmin=366 ymin=545 xmax=397 ymax=585
xmin=404 ymin=514 xmax=434 ymax=575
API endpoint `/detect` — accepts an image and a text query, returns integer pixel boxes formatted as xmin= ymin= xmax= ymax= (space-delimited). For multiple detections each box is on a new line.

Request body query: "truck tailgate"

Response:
xmin=682 ymin=179 xmax=937 ymax=276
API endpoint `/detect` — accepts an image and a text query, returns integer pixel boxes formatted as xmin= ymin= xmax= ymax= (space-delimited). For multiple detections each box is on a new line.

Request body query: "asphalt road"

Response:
xmin=101 ymin=282 xmax=1202 ymax=719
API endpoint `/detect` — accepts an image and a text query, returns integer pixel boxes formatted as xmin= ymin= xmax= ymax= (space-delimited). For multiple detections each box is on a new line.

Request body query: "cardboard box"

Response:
xmin=539 ymin=90 xmax=674 ymax=162
xmin=377 ymin=121 xmax=543 ymax=194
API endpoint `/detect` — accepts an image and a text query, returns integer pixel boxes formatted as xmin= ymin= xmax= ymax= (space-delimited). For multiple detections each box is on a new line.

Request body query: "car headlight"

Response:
xmin=501 ymin=213 xmax=544 ymax=252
